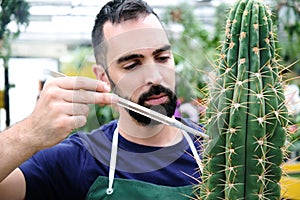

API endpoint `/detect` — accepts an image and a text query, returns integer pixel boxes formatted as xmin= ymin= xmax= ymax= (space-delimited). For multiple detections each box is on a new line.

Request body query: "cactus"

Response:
xmin=199 ymin=0 xmax=289 ymax=199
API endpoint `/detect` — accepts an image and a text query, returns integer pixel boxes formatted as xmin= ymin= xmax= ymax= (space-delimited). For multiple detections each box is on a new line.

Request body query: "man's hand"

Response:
xmin=25 ymin=76 xmax=116 ymax=150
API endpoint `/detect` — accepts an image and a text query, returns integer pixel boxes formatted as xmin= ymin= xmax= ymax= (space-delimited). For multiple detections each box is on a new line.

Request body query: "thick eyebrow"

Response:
xmin=117 ymin=54 xmax=144 ymax=64
xmin=116 ymin=44 xmax=172 ymax=64
xmin=152 ymin=44 xmax=171 ymax=56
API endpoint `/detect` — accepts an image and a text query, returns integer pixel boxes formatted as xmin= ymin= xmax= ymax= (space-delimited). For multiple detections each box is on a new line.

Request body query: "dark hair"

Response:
xmin=92 ymin=0 xmax=160 ymax=67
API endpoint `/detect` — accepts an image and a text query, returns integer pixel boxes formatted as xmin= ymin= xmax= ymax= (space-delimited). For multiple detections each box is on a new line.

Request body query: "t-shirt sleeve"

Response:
xmin=18 ymin=134 xmax=92 ymax=200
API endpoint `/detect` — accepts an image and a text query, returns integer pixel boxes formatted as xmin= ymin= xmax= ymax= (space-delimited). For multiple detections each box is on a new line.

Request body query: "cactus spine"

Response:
xmin=199 ymin=0 xmax=288 ymax=199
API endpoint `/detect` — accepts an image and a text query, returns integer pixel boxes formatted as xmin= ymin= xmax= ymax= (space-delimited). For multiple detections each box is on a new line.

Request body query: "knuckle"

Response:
xmin=104 ymin=94 xmax=112 ymax=104
xmin=45 ymin=87 xmax=60 ymax=100
xmin=73 ymin=91 xmax=89 ymax=103
xmin=75 ymin=77 xmax=94 ymax=90
xmin=95 ymin=93 xmax=108 ymax=104
xmin=43 ymin=79 xmax=55 ymax=88
xmin=72 ymin=104 xmax=89 ymax=115
xmin=74 ymin=76 xmax=85 ymax=84
xmin=55 ymin=118 xmax=68 ymax=129
xmin=47 ymin=101 xmax=63 ymax=113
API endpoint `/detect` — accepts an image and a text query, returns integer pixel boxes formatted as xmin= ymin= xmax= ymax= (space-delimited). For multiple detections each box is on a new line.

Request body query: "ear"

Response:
xmin=92 ymin=64 xmax=110 ymax=86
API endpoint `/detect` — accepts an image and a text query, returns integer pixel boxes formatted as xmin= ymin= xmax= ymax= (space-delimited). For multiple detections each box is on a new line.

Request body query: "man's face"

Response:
xmin=101 ymin=14 xmax=177 ymax=125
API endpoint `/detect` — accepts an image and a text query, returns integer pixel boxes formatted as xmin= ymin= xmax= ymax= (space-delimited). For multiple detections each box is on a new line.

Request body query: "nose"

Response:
xmin=144 ymin=64 xmax=164 ymax=85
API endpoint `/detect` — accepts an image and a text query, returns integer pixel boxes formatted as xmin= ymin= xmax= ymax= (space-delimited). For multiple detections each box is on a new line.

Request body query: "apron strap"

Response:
xmin=106 ymin=126 xmax=202 ymax=195
xmin=106 ymin=127 xmax=119 ymax=195
xmin=181 ymin=130 xmax=203 ymax=173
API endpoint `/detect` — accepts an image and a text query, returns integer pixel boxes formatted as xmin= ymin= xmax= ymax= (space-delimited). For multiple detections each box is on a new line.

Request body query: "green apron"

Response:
xmin=86 ymin=126 xmax=202 ymax=200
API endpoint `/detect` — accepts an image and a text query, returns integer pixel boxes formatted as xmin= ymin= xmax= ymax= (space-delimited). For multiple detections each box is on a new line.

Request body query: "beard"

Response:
xmin=113 ymin=84 xmax=177 ymax=126
xmin=127 ymin=85 xmax=177 ymax=126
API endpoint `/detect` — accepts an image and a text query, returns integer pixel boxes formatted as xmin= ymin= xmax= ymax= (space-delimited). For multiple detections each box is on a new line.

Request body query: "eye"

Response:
xmin=123 ymin=60 xmax=141 ymax=70
xmin=156 ymin=54 xmax=171 ymax=63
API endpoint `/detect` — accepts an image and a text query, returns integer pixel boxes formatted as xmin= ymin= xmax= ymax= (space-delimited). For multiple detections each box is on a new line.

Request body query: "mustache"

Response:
xmin=138 ymin=85 xmax=175 ymax=105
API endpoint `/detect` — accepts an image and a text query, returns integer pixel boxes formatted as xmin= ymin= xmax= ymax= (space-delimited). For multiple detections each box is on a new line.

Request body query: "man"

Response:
xmin=0 ymin=0 xmax=203 ymax=199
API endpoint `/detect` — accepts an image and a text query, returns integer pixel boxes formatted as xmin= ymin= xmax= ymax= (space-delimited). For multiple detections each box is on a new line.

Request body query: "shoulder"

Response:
xmin=47 ymin=119 xmax=118 ymax=162
xmin=74 ymin=120 xmax=117 ymax=168
xmin=77 ymin=120 xmax=117 ymax=149
xmin=79 ymin=119 xmax=117 ymax=139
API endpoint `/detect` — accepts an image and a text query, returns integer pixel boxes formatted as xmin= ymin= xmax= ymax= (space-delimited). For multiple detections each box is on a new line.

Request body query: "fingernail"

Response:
xmin=104 ymin=84 xmax=111 ymax=91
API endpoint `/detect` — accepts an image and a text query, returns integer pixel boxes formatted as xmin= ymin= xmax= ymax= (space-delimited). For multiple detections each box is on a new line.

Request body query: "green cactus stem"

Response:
xmin=199 ymin=0 xmax=288 ymax=199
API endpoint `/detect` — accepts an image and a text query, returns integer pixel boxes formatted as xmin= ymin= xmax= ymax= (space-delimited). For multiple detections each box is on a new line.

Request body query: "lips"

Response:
xmin=144 ymin=94 xmax=168 ymax=105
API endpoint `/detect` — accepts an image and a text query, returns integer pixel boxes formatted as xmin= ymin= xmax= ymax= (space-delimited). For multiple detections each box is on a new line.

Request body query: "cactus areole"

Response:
xmin=200 ymin=0 xmax=288 ymax=199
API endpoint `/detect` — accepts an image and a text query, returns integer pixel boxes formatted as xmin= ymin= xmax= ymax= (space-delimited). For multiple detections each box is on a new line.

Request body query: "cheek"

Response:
xmin=163 ymin=68 xmax=176 ymax=88
xmin=157 ymin=65 xmax=176 ymax=92
xmin=110 ymin=70 xmax=144 ymax=98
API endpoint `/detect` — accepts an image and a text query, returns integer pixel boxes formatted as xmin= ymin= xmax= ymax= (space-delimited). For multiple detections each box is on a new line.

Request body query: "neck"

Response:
xmin=117 ymin=111 xmax=183 ymax=147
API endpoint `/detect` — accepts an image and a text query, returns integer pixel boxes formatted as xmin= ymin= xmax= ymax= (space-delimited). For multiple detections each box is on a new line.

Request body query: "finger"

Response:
xmin=70 ymin=115 xmax=88 ymax=129
xmin=94 ymin=93 xmax=119 ymax=105
xmin=63 ymin=90 xmax=117 ymax=104
xmin=59 ymin=114 xmax=88 ymax=130
xmin=63 ymin=103 xmax=90 ymax=116
xmin=54 ymin=77 xmax=111 ymax=92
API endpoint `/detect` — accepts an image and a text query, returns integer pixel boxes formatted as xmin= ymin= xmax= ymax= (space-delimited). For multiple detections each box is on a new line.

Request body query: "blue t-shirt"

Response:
xmin=19 ymin=119 xmax=203 ymax=200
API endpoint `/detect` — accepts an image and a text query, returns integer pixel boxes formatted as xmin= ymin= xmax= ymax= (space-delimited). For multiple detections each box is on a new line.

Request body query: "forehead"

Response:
xmin=103 ymin=15 xmax=170 ymax=64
